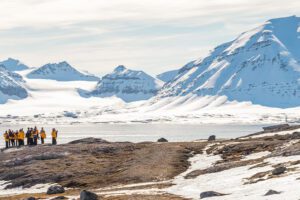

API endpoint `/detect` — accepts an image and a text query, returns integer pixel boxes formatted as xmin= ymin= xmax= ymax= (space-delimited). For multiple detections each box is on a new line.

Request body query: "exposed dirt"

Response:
xmin=0 ymin=139 xmax=205 ymax=190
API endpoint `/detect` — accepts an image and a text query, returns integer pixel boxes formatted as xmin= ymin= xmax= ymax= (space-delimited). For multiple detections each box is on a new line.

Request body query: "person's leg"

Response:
xmin=5 ymin=141 xmax=8 ymax=148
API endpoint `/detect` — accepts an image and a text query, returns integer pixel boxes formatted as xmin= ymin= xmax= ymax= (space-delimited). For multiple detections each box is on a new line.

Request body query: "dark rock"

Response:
xmin=291 ymin=132 xmax=300 ymax=139
xmin=157 ymin=138 xmax=168 ymax=142
xmin=51 ymin=196 xmax=68 ymax=200
xmin=264 ymin=189 xmax=281 ymax=196
xmin=69 ymin=137 xmax=109 ymax=144
xmin=272 ymin=166 xmax=286 ymax=175
xmin=26 ymin=197 xmax=36 ymax=200
xmin=262 ymin=124 xmax=289 ymax=132
xmin=208 ymin=135 xmax=216 ymax=141
xmin=80 ymin=190 xmax=99 ymax=200
xmin=47 ymin=185 xmax=65 ymax=195
xmin=200 ymin=191 xmax=226 ymax=199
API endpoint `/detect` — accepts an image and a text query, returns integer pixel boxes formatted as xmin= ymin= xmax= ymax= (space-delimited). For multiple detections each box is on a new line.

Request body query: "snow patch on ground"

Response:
xmin=165 ymin=147 xmax=300 ymax=199
xmin=0 ymin=181 xmax=53 ymax=197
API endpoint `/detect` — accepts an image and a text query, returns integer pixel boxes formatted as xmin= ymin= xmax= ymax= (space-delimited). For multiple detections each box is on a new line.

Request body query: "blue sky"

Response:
xmin=0 ymin=0 xmax=299 ymax=76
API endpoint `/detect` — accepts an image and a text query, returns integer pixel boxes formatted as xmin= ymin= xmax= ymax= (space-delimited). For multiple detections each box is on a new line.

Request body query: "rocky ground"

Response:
xmin=0 ymin=125 xmax=300 ymax=199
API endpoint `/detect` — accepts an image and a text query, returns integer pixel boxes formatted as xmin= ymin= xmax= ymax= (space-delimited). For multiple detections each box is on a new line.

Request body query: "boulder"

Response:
xmin=264 ymin=189 xmax=281 ymax=196
xmin=272 ymin=166 xmax=286 ymax=175
xmin=200 ymin=191 xmax=226 ymax=199
xmin=208 ymin=135 xmax=216 ymax=141
xmin=291 ymin=132 xmax=300 ymax=139
xmin=157 ymin=138 xmax=168 ymax=142
xmin=80 ymin=190 xmax=99 ymax=200
xmin=47 ymin=185 xmax=65 ymax=195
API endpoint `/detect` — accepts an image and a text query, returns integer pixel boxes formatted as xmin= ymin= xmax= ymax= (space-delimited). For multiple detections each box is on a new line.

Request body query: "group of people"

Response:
xmin=3 ymin=127 xmax=58 ymax=148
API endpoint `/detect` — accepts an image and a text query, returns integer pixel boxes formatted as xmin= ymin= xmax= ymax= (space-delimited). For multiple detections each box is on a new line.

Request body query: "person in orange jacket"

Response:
xmin=40 ymin=127 xmax=46 ymax=144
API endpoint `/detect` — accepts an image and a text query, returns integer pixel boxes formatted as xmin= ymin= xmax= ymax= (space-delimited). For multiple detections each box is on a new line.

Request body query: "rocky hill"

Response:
xmin=81 ymin=65 xmax=163 ymax=102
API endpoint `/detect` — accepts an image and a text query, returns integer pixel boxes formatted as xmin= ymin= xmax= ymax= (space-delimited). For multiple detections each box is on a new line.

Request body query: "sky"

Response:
xmin=0 ymin=0 xmax=299 ymax=76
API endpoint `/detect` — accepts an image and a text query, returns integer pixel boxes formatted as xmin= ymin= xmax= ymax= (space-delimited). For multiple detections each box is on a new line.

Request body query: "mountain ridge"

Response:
xmin=27 ymin=61 xmax=100 ymax=81
xmin=157 ymin=16 xmax=300 ymax=108
xmin=80 ymin=65 xmax=163 ymax=102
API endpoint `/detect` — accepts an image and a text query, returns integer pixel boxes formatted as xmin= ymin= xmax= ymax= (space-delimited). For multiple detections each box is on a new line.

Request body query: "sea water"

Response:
xmin=0 ymin=123 xmax=265 ymax=148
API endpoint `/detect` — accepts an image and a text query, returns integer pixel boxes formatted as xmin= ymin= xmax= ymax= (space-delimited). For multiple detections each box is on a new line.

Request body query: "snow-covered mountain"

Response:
xmin=157 ymin=69 xmax=179 ymax=82
xmin=27 ymin=61 xmax=100 ymax=81
xmin=81 ymin=65 xmax=163 ymax=102
xmin=158 ymin=16 xmax=300 ymax=108
xmin=0 ymin=66 xmax=28 ymax=103
xmin=0 ymin=58 xmax=29 ymax=71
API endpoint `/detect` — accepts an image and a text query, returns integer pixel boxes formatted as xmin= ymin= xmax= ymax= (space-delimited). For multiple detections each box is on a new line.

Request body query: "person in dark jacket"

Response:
xmin=9 ymin=130 xmax=15 ymax=147
xmin=26 ymin=128 xmax=31 ymax=145
xmin=33 ymin=127 xmax=39 ymax=145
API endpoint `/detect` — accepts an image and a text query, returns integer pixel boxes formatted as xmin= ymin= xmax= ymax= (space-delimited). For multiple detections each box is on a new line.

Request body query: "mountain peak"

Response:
xmin=268 ymin=15 xmax=299 ymax=23
xmin=0 ymin=58 xmax=29 ymax=71
xmin=7 ymin=57 xmax=20 ymax=62
xmin=59 ymin=61 xmax=71 ymax=66
xmin=114 ymin=65 xmax=127 ymax=73
xmin=84 ymin=65 xmax=163 ymax=102
xmin=27 ymin=61 xmax=100 ymax=82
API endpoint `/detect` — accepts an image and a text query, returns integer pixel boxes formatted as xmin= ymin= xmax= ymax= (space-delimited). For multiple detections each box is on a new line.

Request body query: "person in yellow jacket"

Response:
xmin=29 ymin=128 xmax=34 ymax=145
xmin=18 ymin=128 xmax=25 ymax=146
xmin=51 ymin=128 xmax=58 ymax=145
xmin=3 ymin=131 xmax=9 ymax=148
xmin=40 ymin=127 xmax=46 ymax=144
